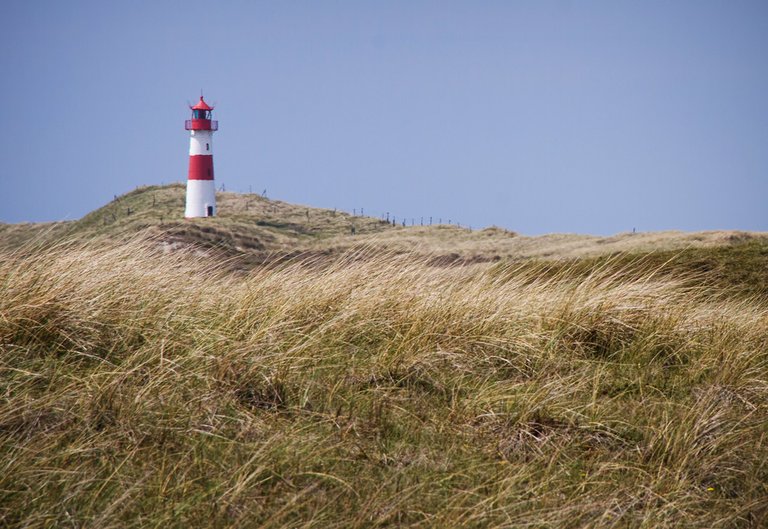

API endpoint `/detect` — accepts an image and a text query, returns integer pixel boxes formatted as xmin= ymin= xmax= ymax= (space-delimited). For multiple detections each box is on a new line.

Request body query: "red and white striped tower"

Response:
xmin=184 ymin=96 xmax=219 ymax=218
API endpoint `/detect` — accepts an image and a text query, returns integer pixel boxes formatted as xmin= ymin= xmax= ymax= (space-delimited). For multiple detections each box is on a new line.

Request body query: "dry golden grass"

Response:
xmin=309 ymin=225 xmax=768 ymax=263
xmin=1 ymin=236 xmax=766 ymax=527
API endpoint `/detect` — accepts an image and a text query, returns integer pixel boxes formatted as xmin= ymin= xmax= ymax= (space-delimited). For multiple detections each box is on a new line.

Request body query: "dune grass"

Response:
xmin=6 ymin=185 xmax=765 ymax=267
xmin=1 ymin=237 xmax=767 ymax=528
xmin=47 ymin=184 xmax=396 ymax=251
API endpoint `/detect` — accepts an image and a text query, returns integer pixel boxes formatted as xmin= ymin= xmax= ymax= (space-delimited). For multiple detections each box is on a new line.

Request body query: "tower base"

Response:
xmin=185 ymin=179 xmax=216 ymax=218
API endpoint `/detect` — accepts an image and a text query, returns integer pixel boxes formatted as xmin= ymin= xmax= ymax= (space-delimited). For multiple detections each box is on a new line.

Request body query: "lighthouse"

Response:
xmin=184 ymin=95 xmax=218 ymax=218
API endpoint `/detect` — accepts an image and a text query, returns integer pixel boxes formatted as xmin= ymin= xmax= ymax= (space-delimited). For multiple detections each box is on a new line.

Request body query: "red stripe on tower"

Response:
xmin=188 ymin=155 xmax=214 ymax=180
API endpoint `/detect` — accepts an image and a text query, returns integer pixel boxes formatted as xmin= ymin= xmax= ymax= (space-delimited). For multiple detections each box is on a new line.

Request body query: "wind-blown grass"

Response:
xmin=1 ymin=238 xmax=766 ymax=528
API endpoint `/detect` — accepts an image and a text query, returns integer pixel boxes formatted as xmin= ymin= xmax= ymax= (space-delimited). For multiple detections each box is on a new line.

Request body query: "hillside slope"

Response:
xmin=3 ymin=184 xmax=766 ymax=264
xmin=0 ymin=184 xmax=396 ymax=254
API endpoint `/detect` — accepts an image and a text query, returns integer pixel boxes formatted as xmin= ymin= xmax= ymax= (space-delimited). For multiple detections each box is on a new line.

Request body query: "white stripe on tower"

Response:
xmin=189 ymin=131 xmax=213 ymax=156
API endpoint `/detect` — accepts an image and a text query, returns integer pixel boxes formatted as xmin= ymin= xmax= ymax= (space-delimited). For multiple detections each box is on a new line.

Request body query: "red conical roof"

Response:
xmin=191 ymin=96 xmax=213 ymax=111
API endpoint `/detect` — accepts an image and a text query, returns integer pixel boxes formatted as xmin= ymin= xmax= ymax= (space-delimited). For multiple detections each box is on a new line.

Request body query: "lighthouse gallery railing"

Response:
xmin=185 ymin=119 xmax=218 ymax=131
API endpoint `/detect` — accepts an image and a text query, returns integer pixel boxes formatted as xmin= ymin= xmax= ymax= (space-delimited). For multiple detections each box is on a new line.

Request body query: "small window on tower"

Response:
xmin=206 ymin=143 xmax=209 ymax=151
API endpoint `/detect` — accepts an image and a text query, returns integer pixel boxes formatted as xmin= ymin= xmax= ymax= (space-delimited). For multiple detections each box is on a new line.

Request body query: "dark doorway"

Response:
xmin=206 ymin=206 xmax=214 ymax=217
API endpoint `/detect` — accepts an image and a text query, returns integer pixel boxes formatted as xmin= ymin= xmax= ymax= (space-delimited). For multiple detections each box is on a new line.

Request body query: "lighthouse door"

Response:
xmin=206 ymin=206 xmax=214 ymax=217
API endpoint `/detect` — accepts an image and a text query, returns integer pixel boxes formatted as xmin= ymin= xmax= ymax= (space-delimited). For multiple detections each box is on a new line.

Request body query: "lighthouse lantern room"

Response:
xmin=184 ymin=95 xmax=218 ymax=218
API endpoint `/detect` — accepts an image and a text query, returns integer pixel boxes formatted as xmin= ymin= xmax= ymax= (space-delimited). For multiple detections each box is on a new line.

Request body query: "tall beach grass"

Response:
xmin=1 ymin=238 xmax=766 ymax=527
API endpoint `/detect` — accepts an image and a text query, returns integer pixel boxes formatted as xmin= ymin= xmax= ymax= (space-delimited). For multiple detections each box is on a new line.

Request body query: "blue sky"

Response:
xmin=1 ymin=1 xmax=766 ymax=234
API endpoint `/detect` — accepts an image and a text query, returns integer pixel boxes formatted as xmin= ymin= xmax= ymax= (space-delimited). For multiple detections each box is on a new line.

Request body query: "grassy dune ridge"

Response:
xmin=1 ymin=236 xmax=767 ymax=527
xmin=3 ymin=185 xmax=766 ymax=264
